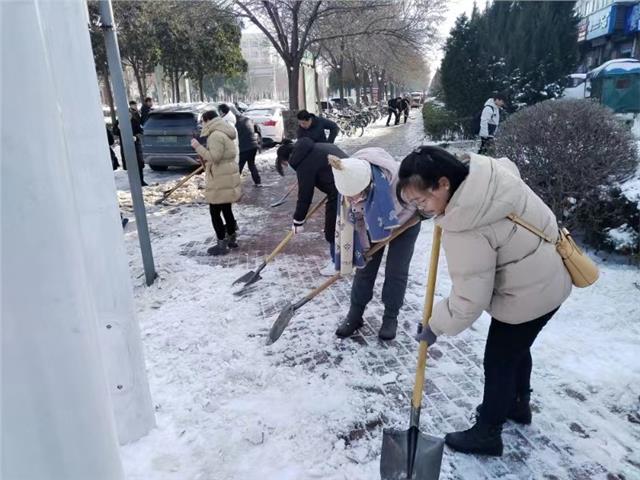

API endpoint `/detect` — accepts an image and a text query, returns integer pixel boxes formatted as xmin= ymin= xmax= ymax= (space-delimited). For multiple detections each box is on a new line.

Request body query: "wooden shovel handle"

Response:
xmin=162 ymin=165 xmax=204 ymax=198
xmin=302 ymin=272 xmax=342 ymax=303
xmin=364 ymin=215 xmax=421 ymax=259
xmin=264 ymin=196 xmax=328 ymax=264
xmin=411 ymin=225 xmax=443 ymax=409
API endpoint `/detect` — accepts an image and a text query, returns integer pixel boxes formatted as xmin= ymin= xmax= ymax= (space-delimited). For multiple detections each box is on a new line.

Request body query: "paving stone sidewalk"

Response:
xmin=179 ymin=115 xmax=638 ymax=480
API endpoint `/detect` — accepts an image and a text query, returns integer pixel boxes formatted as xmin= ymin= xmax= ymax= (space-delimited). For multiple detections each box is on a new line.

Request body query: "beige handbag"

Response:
xmin=508 ymin=214 xmax=599 ymax=288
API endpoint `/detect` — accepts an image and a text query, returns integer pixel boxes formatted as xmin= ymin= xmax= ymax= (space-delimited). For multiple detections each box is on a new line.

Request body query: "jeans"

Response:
xmin=386 ymin=109 xmax=400 ymax=126
xmin=239 ymin=148 xmax=261 ymax=185
xmin=478 ymin=137 xmax=494 ymax=155
xmin=209 ymin=203 xmax=237 ymax=240
xmin=350 ymin=222 xmax=421 ymax=317
xmin=481 ymin=307 xmax=560 ymax=425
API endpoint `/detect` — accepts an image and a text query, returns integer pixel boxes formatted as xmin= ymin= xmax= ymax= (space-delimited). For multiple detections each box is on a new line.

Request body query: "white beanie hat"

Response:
xmin=328 ymin=155 xmax=371 ymax=196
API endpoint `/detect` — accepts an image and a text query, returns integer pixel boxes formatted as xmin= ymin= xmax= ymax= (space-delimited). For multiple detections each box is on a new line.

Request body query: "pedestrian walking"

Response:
xmin=140 ymin=97 xmax=153 ymax=125
xmin=329 ymin=147 xmax=419 ymax=341
xmin=190 ymin=110 xmax=242 ymax=256
xmin=477 ymin=92 xmax=506 ymax=154
xmin=296 ymin=110 xmax=340 ymax=143
xmin=397 ymin=146 xmax=572 ymax=456
xmin=236 ymin=113 xmax=262 ymax=187
xmin=386 ymin=97 xmax=402 ymax=126
xmin=276 ymin=137 xmax=347 ymax=275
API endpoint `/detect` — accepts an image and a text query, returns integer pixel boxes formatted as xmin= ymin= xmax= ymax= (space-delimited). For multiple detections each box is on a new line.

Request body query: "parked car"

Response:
xmin=320 ymin=100 xmax=335 ymax=112
xmin=410 ymin=92 xmax=424 ymax=108
xmin=330 ymin=97 xmax=353 ymax=110
xmin=562 ymin=73 xmax=588 ymax=99
xmin=244 ymin=104 xmax=286 ymax=146
xmin=141 ymin=103 xmax=218 ymax=170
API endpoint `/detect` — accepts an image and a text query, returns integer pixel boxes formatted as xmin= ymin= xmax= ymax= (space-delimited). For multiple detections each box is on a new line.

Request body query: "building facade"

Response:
xmin=576 ymin=0 xmax=640 ymax=71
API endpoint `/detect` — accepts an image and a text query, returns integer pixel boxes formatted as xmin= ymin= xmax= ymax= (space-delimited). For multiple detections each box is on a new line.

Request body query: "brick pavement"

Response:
xmin=178 ymin=116 xmax=637 ymax=479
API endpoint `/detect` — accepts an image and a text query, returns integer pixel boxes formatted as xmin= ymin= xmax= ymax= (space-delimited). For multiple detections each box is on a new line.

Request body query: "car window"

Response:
xmin=145 ymin=113 xmax=196 ymax=129
xmin=245 ymin=109 xmax=275 ymax=117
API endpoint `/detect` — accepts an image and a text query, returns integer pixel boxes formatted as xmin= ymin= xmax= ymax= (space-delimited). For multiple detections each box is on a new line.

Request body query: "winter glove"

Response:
xmin=415 ymin=323 xmax=437 ymax=345
xmin=292 ymin=220 xmax=305 ymax=235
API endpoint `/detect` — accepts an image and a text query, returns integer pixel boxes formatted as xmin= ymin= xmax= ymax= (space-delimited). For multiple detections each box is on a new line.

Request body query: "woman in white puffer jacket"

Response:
xmin=396 ymin=145 xmax=572 ymax=457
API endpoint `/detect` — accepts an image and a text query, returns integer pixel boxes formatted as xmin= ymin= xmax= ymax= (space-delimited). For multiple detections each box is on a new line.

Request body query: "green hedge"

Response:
xmin=422 ymin=102 xmax=469 ymax=141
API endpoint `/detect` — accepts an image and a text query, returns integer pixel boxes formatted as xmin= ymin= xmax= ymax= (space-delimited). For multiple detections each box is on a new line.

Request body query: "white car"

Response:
xmin=562 ymin=73 xmax=588 ymax=99
xmin=244 ymin=104 xmax=286 ymax=146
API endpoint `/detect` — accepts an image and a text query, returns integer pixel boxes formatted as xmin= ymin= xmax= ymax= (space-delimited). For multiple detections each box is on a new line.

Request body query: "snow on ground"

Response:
xmin=117 ymin=112 xmax=640 ymax=479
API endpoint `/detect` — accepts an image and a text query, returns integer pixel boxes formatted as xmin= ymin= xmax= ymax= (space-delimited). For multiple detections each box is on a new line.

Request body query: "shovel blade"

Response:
xmin=232 ymin=270 xmax=256 ymax=286
xmin=267 ymin=303 xmax=296 ymax=344
xmin=380 ymin=427 xmax=444 ymax=480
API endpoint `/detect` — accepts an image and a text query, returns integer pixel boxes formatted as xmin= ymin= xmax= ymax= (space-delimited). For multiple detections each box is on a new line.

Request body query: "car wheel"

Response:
xmin=150 ymin=165 xmax=168 ymax=171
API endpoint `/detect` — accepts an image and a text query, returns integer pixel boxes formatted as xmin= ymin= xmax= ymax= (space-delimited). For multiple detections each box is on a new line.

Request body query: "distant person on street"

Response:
xmin=140 ymin=97 xmax=153 ymax=124
xmin=219 ymin=103 xmax=237 ymax=127
xmin=386 ymin=97 xmax=401 ymax=126
xmin=236 ymin=113 xmax=262 ymax=187
xmin=401 ymin=96 xmax=411 ymax=124
xmin=276 ymin=137 xmax=347 ymax=275
xmin=329 ymin=148 xmax=419 ymax=341
xmin=397 ymin=146 xmax=572 ymax=457
xmin=106 ymin=125 xmax=119 ymax=170
xmin=190 ymin=110 xmax=242 ymax=256
xmin=478 ymin=92 xmax=507 ymax=154
xmin=296 ymin=110 xmax=340 ymax=144
xmin=112 ymin=101 xmax=147 ymax=186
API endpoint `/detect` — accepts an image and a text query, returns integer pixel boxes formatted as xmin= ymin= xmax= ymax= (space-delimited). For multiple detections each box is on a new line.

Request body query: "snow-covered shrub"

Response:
xmin=422 ymin=102 xmax=466 ymax=141
xmin=492 ymin=99 xmax=639 ymax=257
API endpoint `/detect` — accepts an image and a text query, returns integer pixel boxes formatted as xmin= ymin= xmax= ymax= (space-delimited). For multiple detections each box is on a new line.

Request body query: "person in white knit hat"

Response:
xmin=328 ymin=148 xmax=420 ymax=340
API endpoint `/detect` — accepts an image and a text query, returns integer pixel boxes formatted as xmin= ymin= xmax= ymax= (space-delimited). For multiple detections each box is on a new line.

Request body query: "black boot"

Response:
xmin=207 ymin=239 xmax=228 ymax=256
xmin=476 ymin=390 xmax=532 ymax=425
xmin=445 ymin=419 xmax=503 ymax=456
xmin=226 ymin=233 xmax=239 ymax=249
xmin=335 ymin=308 xmax=364 ymax=338
xmin=378 ymin=314 xmax=398 ymax=340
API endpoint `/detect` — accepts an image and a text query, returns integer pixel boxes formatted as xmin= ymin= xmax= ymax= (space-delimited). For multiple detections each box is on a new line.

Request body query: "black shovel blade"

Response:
xmin=266 ymin=303 xmax=296 ymax=345
xmin=380 ymin=426 xmax=444 ymax=480
xmin=232 ymin=270 xmax=256 ymax=286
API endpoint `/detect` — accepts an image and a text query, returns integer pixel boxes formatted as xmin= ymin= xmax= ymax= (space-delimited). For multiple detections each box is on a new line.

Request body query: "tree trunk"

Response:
xmin=313 ymin=57 xmax=322 ymax=115
xmin=198 ymin=75 xmax=204 ymax=102
xmin=174 ymin=70 xmax=181 ymax=103
xmin=103 ymin=73 xmax=116 ymax=126
xmin=131 ymin=64 xmax=144 ymax=101
xmin=338 ymin=62 xmax=345 ymax=109
xmin=287 ymin=62 xmax=300 ymax=112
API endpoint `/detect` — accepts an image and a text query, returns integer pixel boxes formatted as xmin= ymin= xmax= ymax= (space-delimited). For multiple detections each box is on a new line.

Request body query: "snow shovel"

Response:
xmin=154 ymin=165 xmax=204 ymax=205
xmin=380 ymin=225 xmax=444 ymax=480
xmin=270 ymin=183 xmax=297 ymax=207
xmin=232 ymin=195 xmax=328 ymax=291
xmin=267 ymin=215 xmax=421 ymax=344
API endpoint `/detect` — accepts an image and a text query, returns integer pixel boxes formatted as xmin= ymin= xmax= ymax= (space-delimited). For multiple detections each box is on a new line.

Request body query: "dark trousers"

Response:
xmin=481 ymin=307 xmax=559 ymax=425
xmin=478 ymin=137 xmax=494 ymax=155
xmin=350 ymin=222 xmax=421 ymax=317
xmin=324 ymin=192 xmax=338 ymax=244
xmin=121 ymin=138 xmax=145 ymax=182
xmin=239 ymin=148 xmax=261 ymax=185
xmin=209 ymin=203 xmax=237 ymax=240
xmin=386 ymin=109 xmax=400 ymax=126
xmin=403 ymin=108 xmax=409 ymax=123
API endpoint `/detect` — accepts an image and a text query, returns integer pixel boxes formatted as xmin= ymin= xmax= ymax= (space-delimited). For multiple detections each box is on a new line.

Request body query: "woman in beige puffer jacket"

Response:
xmin=191 ymin=110 xmax=242 ymax=256
xmin=397 ymin=146 xmax=572 ymax=457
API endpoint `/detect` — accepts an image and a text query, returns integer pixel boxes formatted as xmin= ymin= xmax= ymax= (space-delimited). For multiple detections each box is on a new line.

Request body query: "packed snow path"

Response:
xmin=116 ymin=112 xmax=640 ymax=479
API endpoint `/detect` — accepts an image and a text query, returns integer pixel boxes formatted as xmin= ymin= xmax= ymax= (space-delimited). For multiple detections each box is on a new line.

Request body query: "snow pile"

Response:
xmin=606 ymin=223 xmax=637 ymax=250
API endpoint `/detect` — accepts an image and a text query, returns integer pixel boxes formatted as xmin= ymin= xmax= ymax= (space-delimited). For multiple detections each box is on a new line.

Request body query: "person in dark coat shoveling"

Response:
xmin=276 ymin=137 xmax=347 ymax=275
xmin=296 ymin=110 xmax=340 ymax=143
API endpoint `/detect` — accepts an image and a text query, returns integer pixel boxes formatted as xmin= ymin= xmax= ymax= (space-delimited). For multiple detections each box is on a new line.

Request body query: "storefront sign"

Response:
xmin=586 ymin=6 xmax=617 ymax=40
xmin=578 ymin=18 xmax=588 ymax=42
xmin=626 ymin=4 xmax=640 ymax=33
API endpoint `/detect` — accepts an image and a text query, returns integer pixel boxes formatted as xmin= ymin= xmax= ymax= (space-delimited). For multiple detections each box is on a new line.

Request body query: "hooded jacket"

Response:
xmin=193 ymin=117 xmax=242 ymax=205
xmin=236 ymin=115 xmax=260 ymax=152
xmin=289 ymin=137 xmax=347 ymax=222
xmin=430 ymin=153 xmax=572 ymax=337
xmin=479 ymin=98 xmax=500 ymax=138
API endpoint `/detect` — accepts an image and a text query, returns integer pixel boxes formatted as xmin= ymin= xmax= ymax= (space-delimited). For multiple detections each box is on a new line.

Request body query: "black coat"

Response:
xmin=140 ymin=104 xmax=152 ymax=124
xmin=400 ymin=98 xmax=410 ymax=111
xmin=388 ymin=98 xmax=400 ymax=111
xmin=296 ymin=114 xmax=340 ymax=143
xmin=236 ymin=115 xmax=260 ymax=152
xmin=289 ymin=137 xmax=347 ymax=222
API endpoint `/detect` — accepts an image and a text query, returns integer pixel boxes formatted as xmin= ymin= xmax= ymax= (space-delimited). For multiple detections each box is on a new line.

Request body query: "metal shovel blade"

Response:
xmin=267 ymin=302 xmax=296 ymax=345
xmin=232 ymin=270 xmax=257 ymax=286
xmin=380 ymin=426 xmax=444 ymax=480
